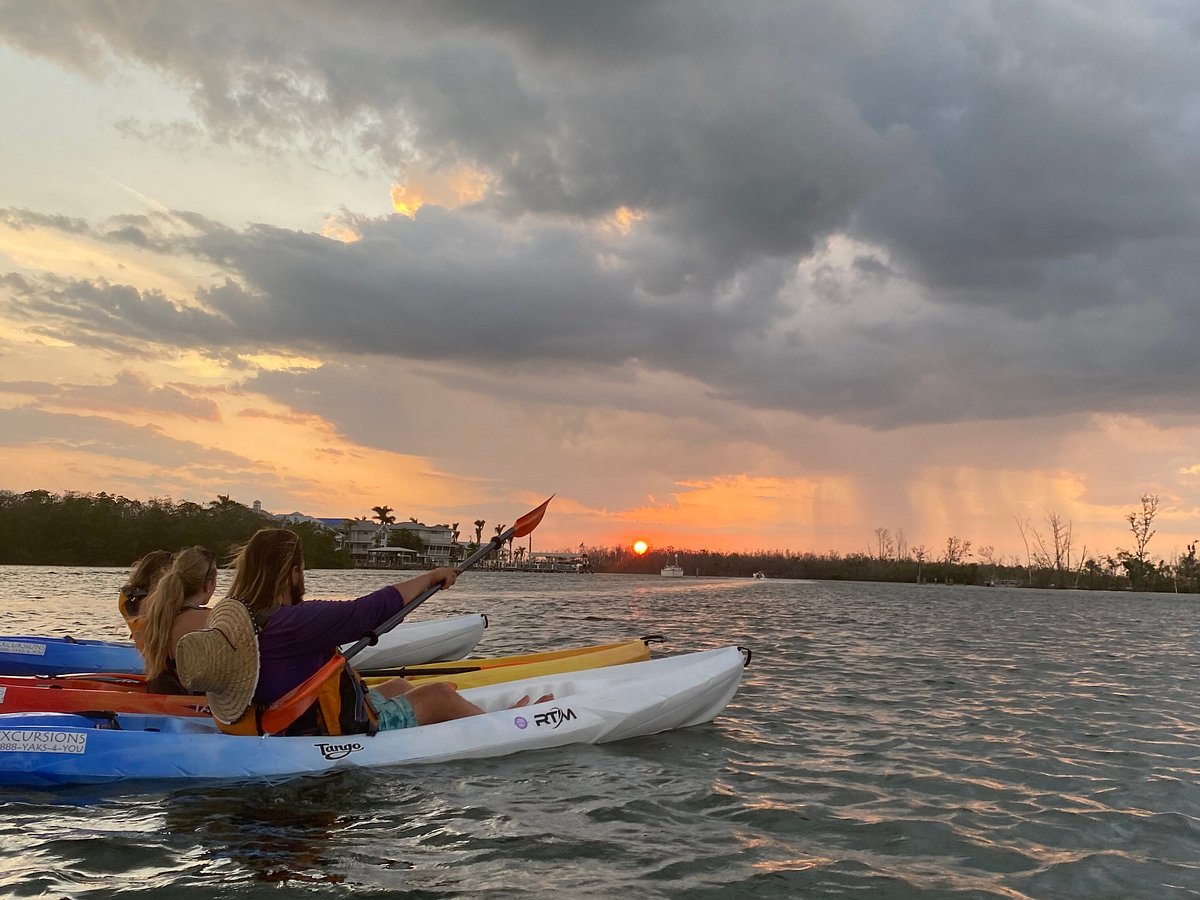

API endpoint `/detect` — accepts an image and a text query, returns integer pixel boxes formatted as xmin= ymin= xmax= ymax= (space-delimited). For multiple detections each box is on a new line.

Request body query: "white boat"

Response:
xmin=660 ymin=554 xmax=684 ymax=577
xmin=752 ymin=571 xmax=766 ymax=580
xmin=0 ymin=647 xmax=749 ymax=787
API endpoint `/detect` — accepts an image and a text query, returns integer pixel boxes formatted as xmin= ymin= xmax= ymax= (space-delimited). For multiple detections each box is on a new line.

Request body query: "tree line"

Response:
xmin=6 ymin=489 xmax=1197 ymax=592
xmin=0 ymin=490 xmax=350 ymax=568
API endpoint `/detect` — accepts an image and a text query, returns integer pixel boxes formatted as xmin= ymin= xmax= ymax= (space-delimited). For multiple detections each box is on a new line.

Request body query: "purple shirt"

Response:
xmin=254 ymin=585 xmax=405 ymax=706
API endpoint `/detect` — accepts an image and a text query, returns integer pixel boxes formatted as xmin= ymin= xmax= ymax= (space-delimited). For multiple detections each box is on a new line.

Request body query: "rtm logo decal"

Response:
xmin=533 ymin=708 xmax=578 ymax=729
xmin=315 ymin=741 xmax=364 ymax=761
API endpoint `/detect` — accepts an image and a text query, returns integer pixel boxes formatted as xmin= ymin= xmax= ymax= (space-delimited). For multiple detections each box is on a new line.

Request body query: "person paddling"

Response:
xmin=175 ymin=527 xmax=548 ymax=736
xmin=139 ymin=546 xmax=218 ymax=694
xmin=117 ymin=549 xmax=173 ymax=649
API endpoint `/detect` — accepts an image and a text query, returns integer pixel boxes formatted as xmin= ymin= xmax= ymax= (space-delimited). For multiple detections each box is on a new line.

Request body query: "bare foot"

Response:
xmin=509 ymin=693 xmax=555 ymax=708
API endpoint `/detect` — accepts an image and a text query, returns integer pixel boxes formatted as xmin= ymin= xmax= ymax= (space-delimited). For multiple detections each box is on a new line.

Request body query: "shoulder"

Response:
xmin=169 ymin=607 xmax=210 ymax=646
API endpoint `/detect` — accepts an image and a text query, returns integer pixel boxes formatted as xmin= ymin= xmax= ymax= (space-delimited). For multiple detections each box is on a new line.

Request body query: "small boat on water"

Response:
xmin=0 ymin=638 xmax=657 ymax=717
xmin=0 ymin=614 xmax=488 ymax=677
xmin=660 ymin=554 xmax=684 ymax=577
xmin=752 ymin=571 xmax=766 ymax=580
xmin=0 ymin=646 xmax=749 ymax=787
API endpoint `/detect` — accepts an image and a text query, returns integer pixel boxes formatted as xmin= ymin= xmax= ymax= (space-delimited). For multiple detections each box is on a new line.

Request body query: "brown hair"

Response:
xmin=126 ymin=550 xmax=173 ymax=595
xmin=140 ymin=546 xmax=217 ymax=679
xmin=226 ymin=528 xmax=305 ymax=620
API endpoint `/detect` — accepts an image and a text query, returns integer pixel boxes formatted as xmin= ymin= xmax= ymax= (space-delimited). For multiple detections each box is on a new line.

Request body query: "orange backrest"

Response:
xmin=259 ymin=653 xmax=347 ymax=735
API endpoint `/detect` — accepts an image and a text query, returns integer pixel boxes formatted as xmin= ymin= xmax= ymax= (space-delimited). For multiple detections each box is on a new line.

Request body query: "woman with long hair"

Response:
xmin=139 ymin=546 xmax=218 ymax=694
xmin=118 ymin=549 xmax=173 ymax=648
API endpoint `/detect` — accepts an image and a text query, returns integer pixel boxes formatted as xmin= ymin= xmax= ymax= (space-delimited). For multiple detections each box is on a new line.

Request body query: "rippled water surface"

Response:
xmin=1 ymin=567 xmax=1199 ymax=898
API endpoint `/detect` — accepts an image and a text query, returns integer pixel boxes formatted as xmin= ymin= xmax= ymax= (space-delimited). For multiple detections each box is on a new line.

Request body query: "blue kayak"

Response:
xmin=0 ymin=637 xmax=142 ymax=676
xmin=0 ymin=615 xmax=488 ymax=676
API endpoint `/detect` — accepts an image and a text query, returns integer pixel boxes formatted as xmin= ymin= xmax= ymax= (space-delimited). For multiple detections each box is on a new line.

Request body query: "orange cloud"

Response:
xmin=604 ymin=206 xmax=645 ymax=236
xmin=389 ymin=164 xmax=491 ymax=218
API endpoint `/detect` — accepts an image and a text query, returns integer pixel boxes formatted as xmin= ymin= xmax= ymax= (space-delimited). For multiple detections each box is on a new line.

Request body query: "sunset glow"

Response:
xmin=633 ymin=541 xmax=648 ymax=556
xmin=0 ymin=6 xmax=1198 ymax=563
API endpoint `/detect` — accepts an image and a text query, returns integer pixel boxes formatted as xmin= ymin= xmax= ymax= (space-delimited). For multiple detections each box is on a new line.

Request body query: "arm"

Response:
xmin=263 ymin=569 xmax=456 ymax=654
xmin=391 ymin=566 xmax=457 ymax=603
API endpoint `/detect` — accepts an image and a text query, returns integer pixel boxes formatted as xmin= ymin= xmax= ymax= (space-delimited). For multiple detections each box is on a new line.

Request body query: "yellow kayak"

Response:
xmin=363 ymin=637 xmax=658 ymax=689
xmin=0 ymin=639 xmax=660 ymax=718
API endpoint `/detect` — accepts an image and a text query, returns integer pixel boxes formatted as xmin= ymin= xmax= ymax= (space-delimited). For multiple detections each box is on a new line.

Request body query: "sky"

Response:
xmin=1 ymin=0 xmax=1199 ymax=563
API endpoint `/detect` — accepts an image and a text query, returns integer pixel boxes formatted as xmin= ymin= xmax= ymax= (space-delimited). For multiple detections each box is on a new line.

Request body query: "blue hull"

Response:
xmin=0 ymin=637 xmax=143 ymax=676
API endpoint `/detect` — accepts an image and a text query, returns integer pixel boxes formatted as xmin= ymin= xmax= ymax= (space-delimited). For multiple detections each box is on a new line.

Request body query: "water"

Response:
xmin=1 ymin=567 xmax=1198 ymax=898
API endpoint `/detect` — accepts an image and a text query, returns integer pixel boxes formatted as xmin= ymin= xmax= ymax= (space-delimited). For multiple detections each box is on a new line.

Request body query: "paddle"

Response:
xmin=260 ymin=495 xmax=553 ymax=735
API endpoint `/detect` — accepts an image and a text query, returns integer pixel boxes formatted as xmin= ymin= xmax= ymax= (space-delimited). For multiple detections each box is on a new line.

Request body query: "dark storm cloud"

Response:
xmin=3 ymin=271 xmax=233 ymax=352
xmin=3 ymin=1 xmax=1200 ymax=426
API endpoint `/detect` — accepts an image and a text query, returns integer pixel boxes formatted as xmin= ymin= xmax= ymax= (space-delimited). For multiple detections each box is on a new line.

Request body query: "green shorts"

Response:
xmin=367 ymin=688 xmax=418 ymax=731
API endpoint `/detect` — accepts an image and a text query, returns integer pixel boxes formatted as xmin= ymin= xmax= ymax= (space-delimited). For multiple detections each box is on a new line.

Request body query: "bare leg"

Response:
xmin=374 ymin=676 xmax=414 ymax=700
xmin=405 ymin=682 xmax=486 ymax=724
xmin=387 ymin=679 xmax=555 ymax=722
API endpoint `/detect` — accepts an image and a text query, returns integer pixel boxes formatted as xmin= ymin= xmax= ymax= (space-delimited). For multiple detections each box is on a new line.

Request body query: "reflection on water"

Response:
xmin=164 ymin=779 xmax=355 ymax=885
xmin=1 ymin=568 xmax=1199 ymax=897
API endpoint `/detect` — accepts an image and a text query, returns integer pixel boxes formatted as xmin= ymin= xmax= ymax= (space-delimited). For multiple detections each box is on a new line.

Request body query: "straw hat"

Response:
xmin=175 ymin=597 xmax=260 ymax=724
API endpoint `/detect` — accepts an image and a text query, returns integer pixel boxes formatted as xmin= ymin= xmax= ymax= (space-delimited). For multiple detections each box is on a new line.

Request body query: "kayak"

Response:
xmin=0 ymin=647 xmax=748 ymax=787
xmin=0 ymin=638 xmax=657 ymax=716
xmin=0 ymin=614 xmax=488 ymax=676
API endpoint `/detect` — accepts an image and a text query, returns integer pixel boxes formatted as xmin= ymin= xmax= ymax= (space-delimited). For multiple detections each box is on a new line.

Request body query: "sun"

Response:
xmin=632 ymin=540 xmax=648 ymax=556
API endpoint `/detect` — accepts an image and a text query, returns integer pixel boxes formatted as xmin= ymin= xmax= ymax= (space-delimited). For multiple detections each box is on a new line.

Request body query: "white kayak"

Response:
xmin=348 ymin=613 xmax=487 ymax=669
xmin=0 ymin=647 xmax=748 ymax=787
xmin=0 ymin=614 xmax=487 ymax=676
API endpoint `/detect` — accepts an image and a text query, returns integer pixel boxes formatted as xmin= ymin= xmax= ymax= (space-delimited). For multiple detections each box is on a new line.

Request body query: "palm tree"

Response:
xmin=474 ymin=519 xmax=485 ymax=544
xmin=371 ymin=505 xmax=395 ymax=525
xmin=208 ymin=494 xmax=240 ymax=514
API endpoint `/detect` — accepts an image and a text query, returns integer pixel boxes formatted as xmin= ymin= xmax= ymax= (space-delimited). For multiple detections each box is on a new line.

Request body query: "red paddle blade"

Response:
xmin=512 ymin=495 xmax=554 ymax=539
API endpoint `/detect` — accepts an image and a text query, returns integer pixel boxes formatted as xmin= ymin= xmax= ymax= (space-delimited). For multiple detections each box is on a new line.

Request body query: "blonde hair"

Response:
xmin=140 ymin=546 xmax=217 ymax=679
xmin=226 ymin=528 xmax=304 ymax=620
xmin=126 ymin=550 xmax=173 ymax=595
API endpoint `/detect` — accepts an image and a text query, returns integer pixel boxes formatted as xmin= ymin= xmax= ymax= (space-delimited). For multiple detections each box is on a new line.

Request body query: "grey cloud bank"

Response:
xmin=2 ymin=0 xmax=1199 ymax=429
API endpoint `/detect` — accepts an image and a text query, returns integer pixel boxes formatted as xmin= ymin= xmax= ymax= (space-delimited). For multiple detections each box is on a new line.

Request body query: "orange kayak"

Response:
xmin=0 ymin=638 xmax=657 ymax=717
